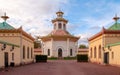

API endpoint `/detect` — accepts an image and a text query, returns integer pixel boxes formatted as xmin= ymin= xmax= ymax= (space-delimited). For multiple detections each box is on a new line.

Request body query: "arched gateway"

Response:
xmin=58 ymin=48 xmax=62 ymax=57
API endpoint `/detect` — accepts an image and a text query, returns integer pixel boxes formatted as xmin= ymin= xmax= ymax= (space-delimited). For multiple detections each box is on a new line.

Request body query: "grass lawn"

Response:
xmin=48 ymin=56 xmax=77 ymax=60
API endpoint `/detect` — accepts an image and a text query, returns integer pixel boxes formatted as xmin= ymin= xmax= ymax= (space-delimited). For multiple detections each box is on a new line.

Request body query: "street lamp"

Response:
xmin=107 ymin=46 xmax=111 ymax=51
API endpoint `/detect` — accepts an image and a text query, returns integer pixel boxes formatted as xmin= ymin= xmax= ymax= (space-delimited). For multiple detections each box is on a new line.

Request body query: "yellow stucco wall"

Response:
xmin=0 ymin=32 xmax=34 ymax=68
xmin=89 ymin=35 xmax=103 ymax=64
xmin=89 ymin=33 xmax=120 ymax=66
xmin=105 ymin=45 xmax=120 ymax=66
xmin=22 ymin=35 xmax=34 ymax=64
xmin=104 ymin=34 xmax=120 ymax=46
xmin=0 ymin=43 xmax=20 ymax=68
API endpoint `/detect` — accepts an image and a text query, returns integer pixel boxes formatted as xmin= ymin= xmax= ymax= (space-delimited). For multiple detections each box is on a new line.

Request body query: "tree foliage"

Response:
xmin=79 ymin=44 xmax=87 ymax=49
xmin=34 ymin=41 xmax=41 ymax=48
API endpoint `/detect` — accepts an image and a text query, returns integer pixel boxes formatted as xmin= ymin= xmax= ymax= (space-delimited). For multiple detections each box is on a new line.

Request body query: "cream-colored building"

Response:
xmin=0 ymin=13 xmax=34 ymax=68
xmin=78 ymin=48 xmax=88 ymax=55
xmin=0 ymin=40 xmax=19 ymax=68
xmin=41 ymin=11 xmax=80 ymax=58
xmin=34 ymin=48 xmax=42 ymax=55
xmin=88 ymin=15 xmax=120 ymax=66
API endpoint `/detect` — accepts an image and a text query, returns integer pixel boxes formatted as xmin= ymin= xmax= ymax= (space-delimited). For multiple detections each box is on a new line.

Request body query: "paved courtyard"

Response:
xmin=0 ymin=60 xmax=120 ymax=75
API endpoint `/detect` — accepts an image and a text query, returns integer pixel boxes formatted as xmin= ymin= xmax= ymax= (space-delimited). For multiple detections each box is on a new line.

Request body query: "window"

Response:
xmin=58 ymin=23 xmax=62 ymax=29
xmin=98 ymin=45 xmax=101 ymax=58
xmin=12 ymin=53 xmax=14 ymax=61
xmin=70 ymin=49 xmax=72 ymax=56
xmin=31 ymin=48 xmax=33 ymax=59
xmin=48 ymin=49 xmax=50 ymax=56
xmin=27 ymin=47 xmax=29 ymax=59
xmin=112 ymin=52 xmax=114 ymax=59
xmin=54 ymin=24 xmax=56 ymax=29
xmin=90 ymin=48 xmax=92 ymax=58
xmin=94 ymin=47 xmax=96 ymax=58
xmin=23 ymin=46 xmax=25 ymax=59
xmin=63 ymin=24 xmax=66 ymax=30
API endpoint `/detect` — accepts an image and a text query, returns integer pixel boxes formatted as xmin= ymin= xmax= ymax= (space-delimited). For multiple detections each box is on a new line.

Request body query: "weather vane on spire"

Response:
xmin=113 ymin=14 xmax=120 ymax=23
xmin=1 ymin=12 xmax=9 ymax=21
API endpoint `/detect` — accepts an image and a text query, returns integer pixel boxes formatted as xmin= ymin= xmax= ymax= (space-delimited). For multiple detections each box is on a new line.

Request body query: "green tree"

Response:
xmin=34 ymin=41 xmax=41 ymax=48
xmin=79 ymin=44 xmax=87 ymax=49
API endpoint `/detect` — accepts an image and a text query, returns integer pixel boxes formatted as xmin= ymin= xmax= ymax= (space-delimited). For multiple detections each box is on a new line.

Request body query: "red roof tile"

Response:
xmin=49 ymin=30 xmax=71 ymax=36
xmin=34 ymin=48 xmax=42 ymax=52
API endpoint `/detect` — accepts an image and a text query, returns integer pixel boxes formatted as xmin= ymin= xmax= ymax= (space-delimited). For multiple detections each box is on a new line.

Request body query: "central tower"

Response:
xmin=41 ymin=11 xmax=80 ymax=58
xmin=52 ymin=10 xmax=68 ymax=31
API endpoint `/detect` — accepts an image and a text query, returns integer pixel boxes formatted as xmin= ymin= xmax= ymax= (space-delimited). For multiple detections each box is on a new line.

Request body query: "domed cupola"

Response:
xmin=52 ymin=10 xmax=68 ymax=31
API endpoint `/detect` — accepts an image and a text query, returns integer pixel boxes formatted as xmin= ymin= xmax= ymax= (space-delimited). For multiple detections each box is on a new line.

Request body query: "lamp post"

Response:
xmin=108 ymin=46 xmax=111 ymax=51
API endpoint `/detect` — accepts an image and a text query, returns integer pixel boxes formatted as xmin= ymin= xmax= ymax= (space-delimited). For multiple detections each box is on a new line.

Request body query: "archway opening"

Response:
xmin=58 ymin=48 xmax=62 ymax=58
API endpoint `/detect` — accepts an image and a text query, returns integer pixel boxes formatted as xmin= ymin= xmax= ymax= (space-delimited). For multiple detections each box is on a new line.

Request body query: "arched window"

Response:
xmin=63 ymin=24 xmax=66 ymax=30
xmin=27 ymin=47 xmax=29 ymax=59
xmin=48 ymin=49 xmax=50 ymax=56
xmin=58 ymin=23 xmax=62 ymax=29
xmin=12 ymin=53 xmax=14 ymax=61
xmin=99 ymin=45 xmax=101 ymax=58
xmin=90 ymin=48 xmax=92 ymax=58
xmin=94 ymin=47 xmax=96 ymax=58
xmin=23 ymin=46 xmax=25 ymax=59
xmin=70 ymin=49 xmax=72 ymax=56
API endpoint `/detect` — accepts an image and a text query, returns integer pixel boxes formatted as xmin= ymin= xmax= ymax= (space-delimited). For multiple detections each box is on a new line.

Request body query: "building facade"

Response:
xmin=88 ymin=15 xmax=120 ymax=66
xmin=78 ymin=48 xmax=88 ymax=55
xmin=0 ymin=13 xmax=34 ymax=68
xmin=0 ymin=40 xmax=19 ymax=68
xmin=41 ymin=11 xmax=80 ymax=58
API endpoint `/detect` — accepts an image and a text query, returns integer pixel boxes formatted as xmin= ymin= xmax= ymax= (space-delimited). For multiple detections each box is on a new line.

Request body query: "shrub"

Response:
xmin=64 ymin=56 xmax=77 ymax=60
xmin=77 ymin=54 xmax=88 ymax=62
xmin=48 ymin=57 xmax=58 ymax=60
xmin=35 ymin=55 xmax=47 ymax=62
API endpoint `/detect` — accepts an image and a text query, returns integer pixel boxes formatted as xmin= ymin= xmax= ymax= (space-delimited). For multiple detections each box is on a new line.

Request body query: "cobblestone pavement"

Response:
xmin=0 ymin=60 xmax=120 ymax=75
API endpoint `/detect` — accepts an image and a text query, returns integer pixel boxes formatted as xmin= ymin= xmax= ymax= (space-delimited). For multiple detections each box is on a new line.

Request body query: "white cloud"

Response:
xmin=0 ymin=0 xmax=69 ymax=36
xmin=0 ymin=0 xmax=120 ymax=45
xmin=77 ymin=33 xmax=93 ymax=45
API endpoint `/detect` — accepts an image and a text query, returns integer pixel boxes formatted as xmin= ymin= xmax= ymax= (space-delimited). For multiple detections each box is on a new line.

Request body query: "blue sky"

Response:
xmin=0 ymin=0 xmax=120 ymax=45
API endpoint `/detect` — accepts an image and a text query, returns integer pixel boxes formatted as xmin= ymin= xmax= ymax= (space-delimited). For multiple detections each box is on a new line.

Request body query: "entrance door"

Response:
xmin=58 ymin=48 xmax=62 ymax=58
xmin=4 ymin=52 xmax=9 ymax=67
xmin=104 ymin=52 xmax=109 ymax=64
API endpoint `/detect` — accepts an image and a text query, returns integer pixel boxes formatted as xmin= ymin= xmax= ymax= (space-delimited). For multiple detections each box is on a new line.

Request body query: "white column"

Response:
xmin=75 ymin=41 xmax=78 ymax=56
xmin=56 ymin=22 xmax=58 ymax=30
xmin=41 ymin=42 xmax=44 ymax=54
xmin=67 ymin=38 xmax=69 ymax=56
xmin=51 ymin=38 xmax=53 ymax=57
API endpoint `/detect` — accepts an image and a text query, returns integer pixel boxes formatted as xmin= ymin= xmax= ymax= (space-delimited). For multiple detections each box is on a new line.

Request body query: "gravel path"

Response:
xmin=0 ymin=60 xmax=120 ymax=75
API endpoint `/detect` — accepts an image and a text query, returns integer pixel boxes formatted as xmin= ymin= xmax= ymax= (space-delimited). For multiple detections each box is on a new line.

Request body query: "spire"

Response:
xmin=1 ymin=12 xmax=9 ymax=22
xmin=113 ymin=14 xmax=120 ymax=23
xmin=56 ymin=10 xmax=64 ymax=18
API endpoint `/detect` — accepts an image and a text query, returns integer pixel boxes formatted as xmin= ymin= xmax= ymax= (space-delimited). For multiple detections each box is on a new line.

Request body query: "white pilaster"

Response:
xmin=51 ymin=38 xmax=53 ymax=56
xmin=67 ymin=38 xmax=69 ymax=56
